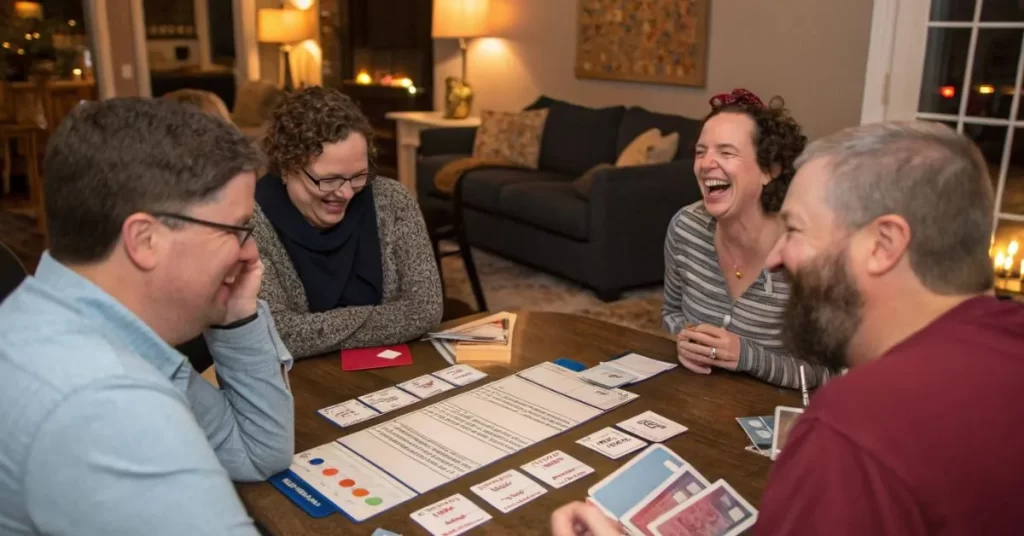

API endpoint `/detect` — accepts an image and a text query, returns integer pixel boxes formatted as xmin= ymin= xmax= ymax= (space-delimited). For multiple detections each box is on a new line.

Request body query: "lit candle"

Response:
xmin=995 ymin=251 xmax=1006 ymax=274
xmin=1010 ymin=240 xmax=1020 ymax=257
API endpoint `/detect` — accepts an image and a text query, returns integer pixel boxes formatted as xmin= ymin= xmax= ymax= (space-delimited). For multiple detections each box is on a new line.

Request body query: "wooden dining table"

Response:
xmin=237 ymin=311 xmax=802 ymax=535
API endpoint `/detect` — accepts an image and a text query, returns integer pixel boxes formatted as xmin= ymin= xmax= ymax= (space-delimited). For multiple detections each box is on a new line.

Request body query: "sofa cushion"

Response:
xmin=525 ymin=96 xmax=625 ymax=176
xmin=617 ymin=107 xmax=702 ymax=162
xmin=461 ymin=168 xmax=573 ymax=214
xmin=472 ymin=109 xmax=549 ymax=168
xmin=498 ymin=181 xmax=589 ymax=241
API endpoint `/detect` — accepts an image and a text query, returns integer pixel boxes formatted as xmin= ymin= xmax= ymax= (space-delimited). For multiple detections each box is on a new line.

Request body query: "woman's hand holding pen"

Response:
xmin=677 ymin=324 xmax=741 ymax=373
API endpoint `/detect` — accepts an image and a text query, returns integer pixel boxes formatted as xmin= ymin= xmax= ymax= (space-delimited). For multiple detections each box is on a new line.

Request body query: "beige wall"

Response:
xmin=434 ymin=0 xmax=874 ymax=140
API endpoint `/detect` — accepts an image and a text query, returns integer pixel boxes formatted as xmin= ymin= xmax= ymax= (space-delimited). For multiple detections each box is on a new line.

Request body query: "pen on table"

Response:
xmin=799 ymin=365 xmax=810 ymax=407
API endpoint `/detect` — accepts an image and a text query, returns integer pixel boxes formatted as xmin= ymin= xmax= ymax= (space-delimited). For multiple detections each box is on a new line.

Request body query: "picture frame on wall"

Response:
xmin=575 ymin=0 xmax=709 ymax=87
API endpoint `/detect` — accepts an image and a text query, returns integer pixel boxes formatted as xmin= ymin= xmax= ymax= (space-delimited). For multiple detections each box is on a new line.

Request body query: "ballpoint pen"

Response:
xmin=799 ymin=365 xmax=810 ymax=407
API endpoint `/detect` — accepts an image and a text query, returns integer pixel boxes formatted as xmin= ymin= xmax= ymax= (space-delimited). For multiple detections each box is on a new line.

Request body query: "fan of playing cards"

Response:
xmin=585 ymin=444 xmax=758 ymax=536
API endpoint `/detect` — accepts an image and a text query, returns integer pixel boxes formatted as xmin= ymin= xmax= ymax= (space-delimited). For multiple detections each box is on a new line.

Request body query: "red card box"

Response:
xmin=341 ymin=344 xmax=413 ymax=371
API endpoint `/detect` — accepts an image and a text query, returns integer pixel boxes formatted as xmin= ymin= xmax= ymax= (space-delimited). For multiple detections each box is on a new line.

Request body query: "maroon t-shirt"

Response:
xmin=756 ymin=296 xmax=1024 ymax=535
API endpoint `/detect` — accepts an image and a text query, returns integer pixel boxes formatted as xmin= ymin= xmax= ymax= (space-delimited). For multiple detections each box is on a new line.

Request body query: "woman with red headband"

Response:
xmin=661 ymin=88 xmax=830 ymax=389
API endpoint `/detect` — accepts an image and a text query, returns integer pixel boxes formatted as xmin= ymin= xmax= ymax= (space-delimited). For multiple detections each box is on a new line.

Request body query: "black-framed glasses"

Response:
xmin=151 ymin=212 xmax=254 ymax=245
xmin=301 ymin=167 xmax=375 ymax=192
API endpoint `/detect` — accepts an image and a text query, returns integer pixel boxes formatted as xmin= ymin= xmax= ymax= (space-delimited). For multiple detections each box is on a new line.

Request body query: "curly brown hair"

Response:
xmin=262 ymin=86 xmax=376 ymax=176
xmin=705 ymin=94 xmax=807 ymax=213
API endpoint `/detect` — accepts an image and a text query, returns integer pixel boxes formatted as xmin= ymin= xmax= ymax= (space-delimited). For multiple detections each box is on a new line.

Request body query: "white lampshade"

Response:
xmin=257 ymin=8 xmax=314 ymax=44
xmin=432 ymin=0 xmax=490 ymax=39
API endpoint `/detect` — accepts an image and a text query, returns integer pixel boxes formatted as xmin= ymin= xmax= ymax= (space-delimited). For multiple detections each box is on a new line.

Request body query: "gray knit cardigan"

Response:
xmin=252 ymin=176 xmax=443 ymax=358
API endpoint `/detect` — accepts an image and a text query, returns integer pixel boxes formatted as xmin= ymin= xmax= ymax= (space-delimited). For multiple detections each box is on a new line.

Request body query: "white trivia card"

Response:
xmin=578 ymin=363 xmax=638 ymax=388
xmin=431 ymin=364 xmax=488 ymax=387
xmin=410 ymin=493 xmax=492 ymax=536
xmin=616 ymin=411 xmax=688 ymax=442
xmin=521 ymin=450 xmax=595 ymax=489
xmin=358 ymin=387 xmax=420 ymax=413
xmin=577 ymin=427 xmax=648 ymax=459
xmin=470 ymin=469 xmax=547 ymax=513
xmin=317 ymin=399 xmax=380 ymax=428
xmin=398 ymin=374 xmax=456 ymax=399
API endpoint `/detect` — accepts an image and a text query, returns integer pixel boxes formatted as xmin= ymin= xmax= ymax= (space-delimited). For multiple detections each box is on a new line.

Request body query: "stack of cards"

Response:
xmin=736 ymin=415 xmax=775 ymax=454
xmin=578 ymin=353 xmax=678 ymax=388
xmin=646 ymin=480 xmax=758 ymax=536
xmin=586 ymin=444 xmax=758 ymax=536
xmin=738 ymin=406 xmax=805 ymax=460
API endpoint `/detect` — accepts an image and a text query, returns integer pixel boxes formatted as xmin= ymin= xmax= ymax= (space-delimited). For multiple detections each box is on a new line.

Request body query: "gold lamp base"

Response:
xmin=444 ymin=76 xmax=473 ymax=119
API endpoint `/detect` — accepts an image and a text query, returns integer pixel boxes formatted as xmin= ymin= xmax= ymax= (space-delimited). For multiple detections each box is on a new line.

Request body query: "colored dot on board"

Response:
xmin=308 ymin=458 xmax=324 ymax=465
xmin=352 ymin=488 xmax=370 ymax=497
xmin=339 ymin=479 xmax=356 ymax=488
xmin=322 ymin=468 xmax=339 ymax=476
xmin=365 ymin=497 xmax=383 ymax=506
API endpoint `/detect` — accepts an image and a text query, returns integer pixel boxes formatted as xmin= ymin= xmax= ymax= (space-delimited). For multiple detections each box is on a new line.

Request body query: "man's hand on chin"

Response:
xmin=221 ymin=258 xmax=264 ymax=325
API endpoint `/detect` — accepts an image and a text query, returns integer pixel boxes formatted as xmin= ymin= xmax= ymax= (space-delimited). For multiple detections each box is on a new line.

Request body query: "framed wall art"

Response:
xmin=575 ymin=0 xmax=709 ymax=87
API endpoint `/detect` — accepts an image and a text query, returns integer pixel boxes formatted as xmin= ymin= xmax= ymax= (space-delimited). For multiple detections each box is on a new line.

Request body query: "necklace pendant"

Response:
xmin=735 ymin=271 xmax=743 ymax=279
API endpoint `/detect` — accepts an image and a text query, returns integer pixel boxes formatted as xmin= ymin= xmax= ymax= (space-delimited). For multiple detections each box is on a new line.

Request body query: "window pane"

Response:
xmin=980 ymin=0 xmax=1024 ymax=22
xmin=966 ymin=30 xmax=1024 ymax=119
xmin=919 ymin=29 xmax=973 ymax=115
xmin=1002 ymin=128 xmax=1024 ymax=214
xmin=992 ymin=219 xmax=1024 ymax=293
xmin=931 ymin=0 xmax=977 ymax=21
xmin=962 ymin=123 xmax=1007 ymax=193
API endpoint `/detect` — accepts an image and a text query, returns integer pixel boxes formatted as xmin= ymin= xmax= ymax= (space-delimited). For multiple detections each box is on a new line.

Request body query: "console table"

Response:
xmin=386 ymin=111 xmax=480 ymax=197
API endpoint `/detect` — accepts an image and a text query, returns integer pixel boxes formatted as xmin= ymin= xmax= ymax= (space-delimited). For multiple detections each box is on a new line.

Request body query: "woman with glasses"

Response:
xmin=252 ymin=87 xmax=443 ymax=358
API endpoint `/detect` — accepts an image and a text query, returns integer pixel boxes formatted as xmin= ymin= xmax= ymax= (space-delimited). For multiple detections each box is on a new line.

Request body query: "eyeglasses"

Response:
xmin=151 ymin=212 xmax=254 ymax=245
xmin=301 ymin=167 xmax=375 ymax=192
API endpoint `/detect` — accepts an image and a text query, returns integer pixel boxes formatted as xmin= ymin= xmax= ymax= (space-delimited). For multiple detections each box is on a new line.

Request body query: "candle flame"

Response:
xmin=1009 ymin=240 xmax=1020 ymax=256
xmin=1005 ymin=255 xmax=1015 ymax=271
xmin=995 ymin=251 xmax=1006 ymax=270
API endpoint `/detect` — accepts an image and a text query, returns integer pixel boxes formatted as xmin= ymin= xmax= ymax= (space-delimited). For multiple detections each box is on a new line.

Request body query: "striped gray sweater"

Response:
xmin=662 ymin=202 xmax=830 ymax=389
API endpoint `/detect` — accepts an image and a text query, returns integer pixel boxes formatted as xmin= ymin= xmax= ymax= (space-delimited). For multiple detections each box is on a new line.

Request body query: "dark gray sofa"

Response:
xmin=416 ymin=96 xmax=704 ymax=301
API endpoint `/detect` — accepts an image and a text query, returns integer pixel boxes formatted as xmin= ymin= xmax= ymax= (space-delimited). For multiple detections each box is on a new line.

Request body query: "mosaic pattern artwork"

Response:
xmin=575 ymin=0 xmax=709 ymax=87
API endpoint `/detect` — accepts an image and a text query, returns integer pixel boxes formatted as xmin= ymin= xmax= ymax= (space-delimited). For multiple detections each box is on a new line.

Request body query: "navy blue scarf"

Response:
xmin=256 ymin=174 xmax=383 ymax=312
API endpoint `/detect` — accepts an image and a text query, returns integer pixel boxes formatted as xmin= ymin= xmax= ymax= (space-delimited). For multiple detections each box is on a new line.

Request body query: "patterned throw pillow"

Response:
xmin=472 ymin=109 xmax=550 ymax=169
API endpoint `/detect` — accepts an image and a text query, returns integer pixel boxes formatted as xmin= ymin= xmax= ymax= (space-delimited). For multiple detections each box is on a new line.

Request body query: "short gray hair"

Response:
xmin=795 ymin=120 xmax=994 ymax=294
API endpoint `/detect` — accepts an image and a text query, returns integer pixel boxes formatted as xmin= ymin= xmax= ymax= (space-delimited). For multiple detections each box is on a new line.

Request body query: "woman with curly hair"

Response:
xmin=252 ymin=86 xmax=442 ymax=358
xmin=662 ymin=88 xmax=830 ymax=389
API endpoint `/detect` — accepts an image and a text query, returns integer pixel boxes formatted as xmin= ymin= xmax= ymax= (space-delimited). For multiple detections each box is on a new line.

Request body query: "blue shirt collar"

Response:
xmin=34 ymin=252 xmax=188 ymax=381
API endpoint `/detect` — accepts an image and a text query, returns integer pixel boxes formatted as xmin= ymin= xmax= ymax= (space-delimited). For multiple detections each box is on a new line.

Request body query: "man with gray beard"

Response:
xmin=755 ymin=121 xmax=1024 ymax=535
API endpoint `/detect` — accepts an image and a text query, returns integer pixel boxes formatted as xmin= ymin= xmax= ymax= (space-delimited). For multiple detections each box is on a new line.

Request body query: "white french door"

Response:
xmin=864 ymin=0 xmax=1024 ymax=278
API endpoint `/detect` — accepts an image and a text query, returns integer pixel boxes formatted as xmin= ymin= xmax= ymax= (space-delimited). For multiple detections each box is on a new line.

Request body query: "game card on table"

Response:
xmin=521 ymin=450 xmax=595 ymax=489
xmin=617 ymin=411 xmax=688 ymax=442
xmin=648 ymin=480 xmax=758 ymax=536
xmin=410 ymin=493 xmax=492 ymax=536
xmin=431 ymin=363 xmax=488 ymax=386
xmin=398 ymin=374 xmax=456 ymax=399
xmin=577 ymin=427 xmax=648 ymax=459
xmin=470 ymin=469 xmax=547 ymax=513
xmin=358 ymin=387 xmax=420 ymax=414
xmin=318 ymin=399 xmax=380 ymax=428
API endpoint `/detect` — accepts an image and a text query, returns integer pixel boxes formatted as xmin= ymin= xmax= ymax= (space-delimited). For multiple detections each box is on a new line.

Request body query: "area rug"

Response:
xmin=438 ymin=243 xmax=669 ymax=339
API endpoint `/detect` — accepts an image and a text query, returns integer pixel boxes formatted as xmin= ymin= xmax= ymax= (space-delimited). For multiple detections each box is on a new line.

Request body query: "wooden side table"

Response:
xmin=1 ymin=123 xmax=47 ymax=233
xmin=385 ymin=111 xmax=480 ymax=198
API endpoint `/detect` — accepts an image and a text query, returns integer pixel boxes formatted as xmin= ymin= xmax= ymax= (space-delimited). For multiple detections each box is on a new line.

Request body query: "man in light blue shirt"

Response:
xmin=0 ymin=98 xmax=294 ymax=535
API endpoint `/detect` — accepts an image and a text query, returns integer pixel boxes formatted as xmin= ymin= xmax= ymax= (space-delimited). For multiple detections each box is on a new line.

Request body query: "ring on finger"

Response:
xmin=710 ymin=347 xmax=717 ymax=360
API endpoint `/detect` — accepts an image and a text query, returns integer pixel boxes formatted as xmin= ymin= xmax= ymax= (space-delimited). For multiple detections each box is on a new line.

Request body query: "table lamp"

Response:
xmin=257 ymin=8 xmax=314 ymax=91
xmin=432 ymin=0 xmax=490 ymax=119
